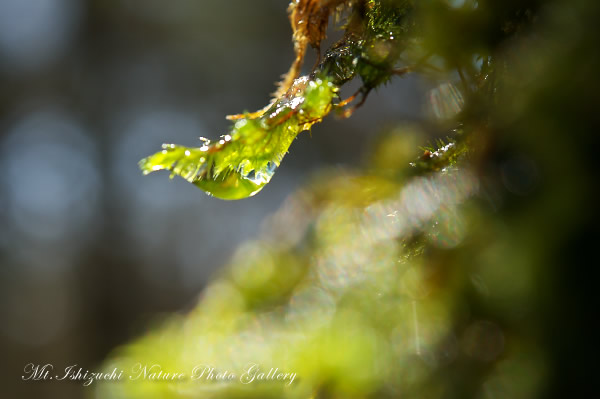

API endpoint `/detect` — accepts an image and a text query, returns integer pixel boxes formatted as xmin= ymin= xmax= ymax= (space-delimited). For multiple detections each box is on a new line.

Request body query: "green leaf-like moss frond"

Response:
xmin=139 ymin=76 xmax=337 ymax=200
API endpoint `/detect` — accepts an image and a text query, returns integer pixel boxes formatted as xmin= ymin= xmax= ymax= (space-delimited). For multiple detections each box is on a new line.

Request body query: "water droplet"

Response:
xmin=241 ymin=162 xmax=277 ymax=186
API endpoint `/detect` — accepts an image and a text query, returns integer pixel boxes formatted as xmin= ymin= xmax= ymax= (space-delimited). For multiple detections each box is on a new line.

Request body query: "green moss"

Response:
xmin=139 ymin=77 xmax=337 ymax=200
xmin=139 ymin=0 xmax=423 ymax=199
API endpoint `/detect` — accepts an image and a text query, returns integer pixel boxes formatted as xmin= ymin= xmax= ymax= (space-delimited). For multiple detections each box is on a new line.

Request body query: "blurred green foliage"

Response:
xmin=99 ymin=0 xmax=599 ymax=398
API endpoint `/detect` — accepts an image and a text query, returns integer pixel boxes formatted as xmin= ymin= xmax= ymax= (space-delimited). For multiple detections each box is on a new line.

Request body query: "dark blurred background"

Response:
xmin=0 ymin=1 xmax=428 ymax=397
